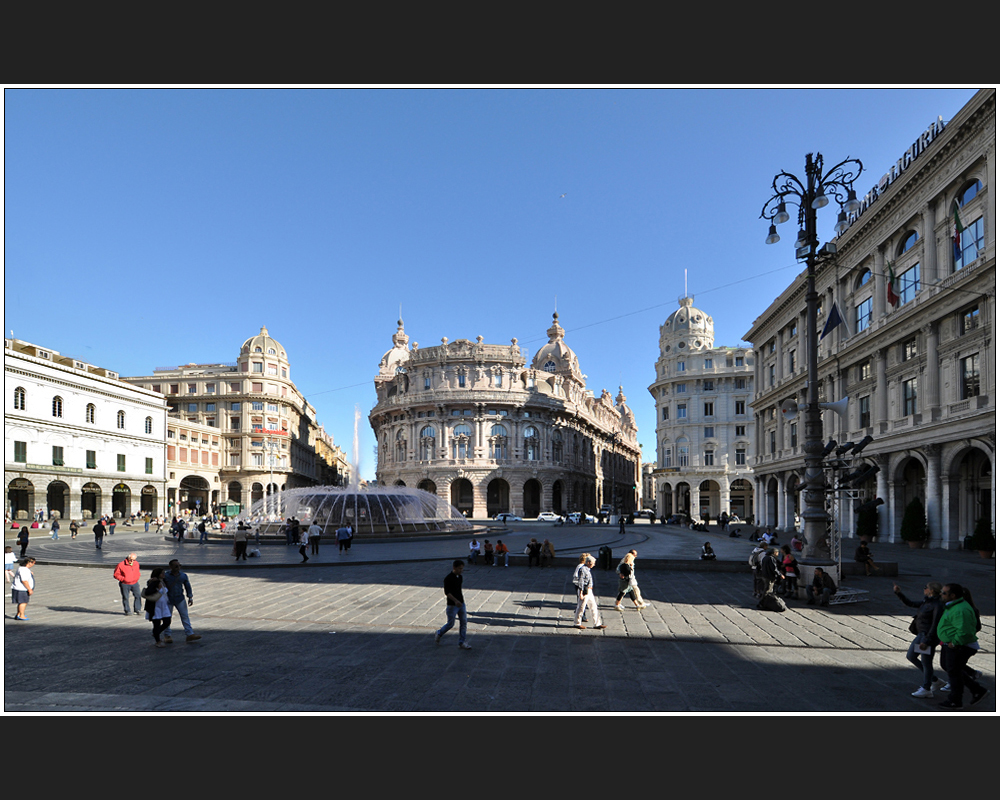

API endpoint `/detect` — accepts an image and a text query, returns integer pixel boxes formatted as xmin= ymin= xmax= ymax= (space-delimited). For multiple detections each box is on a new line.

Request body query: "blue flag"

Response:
xmin=820 ymin=302 xmax=845 ymax=341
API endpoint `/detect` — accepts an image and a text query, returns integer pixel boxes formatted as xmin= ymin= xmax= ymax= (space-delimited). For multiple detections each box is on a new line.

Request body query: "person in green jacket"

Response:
xmin=935 ymin=583 xmax=988 ymax=709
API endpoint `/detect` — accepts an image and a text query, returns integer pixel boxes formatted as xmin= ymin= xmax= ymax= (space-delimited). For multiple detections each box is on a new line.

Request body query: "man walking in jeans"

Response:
xmin=162 ymin=559 xmax=202 ymax=643
xmin=435 ymin=560 xmax=472 ymax=650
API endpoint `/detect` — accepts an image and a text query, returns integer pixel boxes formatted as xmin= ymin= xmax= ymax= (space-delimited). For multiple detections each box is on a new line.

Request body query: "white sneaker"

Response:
xmin=940 ymin=683 xmax=950 ymax=692
xmin=911 ymin=686 xmax=934 ymax=698
xmin=932 ymin=678 xmax=946 ymax=691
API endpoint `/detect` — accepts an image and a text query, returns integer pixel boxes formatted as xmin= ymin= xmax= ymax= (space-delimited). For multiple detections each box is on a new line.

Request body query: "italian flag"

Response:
xmin=953 ymin=205 xmax=965 ymax=262
xmin=886 ymin=262 xmax=900 ymax=307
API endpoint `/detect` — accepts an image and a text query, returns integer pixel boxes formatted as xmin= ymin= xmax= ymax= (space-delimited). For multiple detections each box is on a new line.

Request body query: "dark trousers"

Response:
xmin=120 ymin=581 xmax=142 ymax=613
xmin=152 ymin=617 xmax=170 ymax=642
xmin=234 ymin=540 xmax=248 ymax=560
xmin=941 ymin=644 xmax=984 ymax=704
xmin=299 ymin=545 xmax=309 ymax=561
xmin=310 ymin=537 xmax=320 ymax=555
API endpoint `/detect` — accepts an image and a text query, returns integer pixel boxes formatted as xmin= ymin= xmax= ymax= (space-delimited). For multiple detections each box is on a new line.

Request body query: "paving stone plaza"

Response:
xmin=3 ymin=522 xmax=994 ymax=713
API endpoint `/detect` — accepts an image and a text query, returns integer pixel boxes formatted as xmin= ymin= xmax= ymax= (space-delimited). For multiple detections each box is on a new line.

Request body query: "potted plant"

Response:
xmin=899 ymin=497 xmax=928 ymax=549
xmin=856 ymin=501 xmax=879 ymax=542
xmin=970 ymin=516 xmax=995 ymax=559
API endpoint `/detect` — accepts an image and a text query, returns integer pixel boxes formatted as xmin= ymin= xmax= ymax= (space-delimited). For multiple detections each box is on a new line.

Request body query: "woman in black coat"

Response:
xmin=894 ymin=581 xmax=945 ymax=698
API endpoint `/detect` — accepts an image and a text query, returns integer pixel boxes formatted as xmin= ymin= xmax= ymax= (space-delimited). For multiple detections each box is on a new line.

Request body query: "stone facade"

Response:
xmin=648 ymin=297 xmax=756 ymax=521
xmin=744 ymin=88 xmax=995 ymax=549
xmin=5 ymin=337 xmax=168 ymax=521
xmin=122 ymin=327 xmax=338 ymax=516
xmin=370 ymin=315 xmax=642 ymax=518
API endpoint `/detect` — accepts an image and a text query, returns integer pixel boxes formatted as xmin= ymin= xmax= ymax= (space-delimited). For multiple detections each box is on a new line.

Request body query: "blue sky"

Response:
xmin=3 ymin=87 xmax=981 ymax=479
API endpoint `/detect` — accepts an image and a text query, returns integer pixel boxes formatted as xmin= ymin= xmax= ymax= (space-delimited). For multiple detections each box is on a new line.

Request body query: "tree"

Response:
xmin=899 ymin=497 xmax=928 ymax=544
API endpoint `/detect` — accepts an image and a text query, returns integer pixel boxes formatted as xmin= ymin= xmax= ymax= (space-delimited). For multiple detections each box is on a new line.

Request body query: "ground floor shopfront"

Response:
xmin=5 ymin=470 xmax=166 ymax=521
xmin=654 ymin=473 xmax=755 ymax=523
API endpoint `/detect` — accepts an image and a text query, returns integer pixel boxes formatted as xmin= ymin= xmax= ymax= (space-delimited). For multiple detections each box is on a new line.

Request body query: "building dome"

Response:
xmin=531 ymin=313 xmax=583 ymax=380
xmin=240 ymin=326 xmax=288 ymax=361
xmin=662 ymin=297 xmax=714 ymax=349
xmin=378 ymin=319 xmax=411 ymax=376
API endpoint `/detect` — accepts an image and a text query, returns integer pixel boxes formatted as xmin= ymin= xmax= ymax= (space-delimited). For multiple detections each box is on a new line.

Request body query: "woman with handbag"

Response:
xmin=893 ymin=581 xmax=944 ymax=698
xmin=142 ymin=568 xmax=173 ymax=647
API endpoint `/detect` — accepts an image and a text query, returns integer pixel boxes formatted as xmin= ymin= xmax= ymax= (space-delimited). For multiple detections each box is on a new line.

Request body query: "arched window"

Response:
xmin=954 ymin=179 xmax=985 ymax=271
xmin=855 ymin=268 xmax=872 ymax=289
xmin=552 ymin=429 xmax=563 ymax=463
xmin=452 ymin=424 xmax=472 ymax=460
xmin=14 ymin=387 xmax=26 ymax=410
xmin=52 ymin=396 xmax=63 ymax=417
xmin=86 ymin=403 xmax=96 ymax=423
xmin=543 ymin=361 xmax=557 ymax=373
xmin=117 ymin=410 xmax=126 ymax=429
xmin=490 ymin=424 xmax=508 ymax=460
xmin=145 ymin=416 xmax=153 ymax=434
xmin=898 ymin=230 xmax=918 ymax=254
xmin=524 ymin=426 xmax=539 ymax=461
xmin=419 ymin=426 xmax=435 ymax=460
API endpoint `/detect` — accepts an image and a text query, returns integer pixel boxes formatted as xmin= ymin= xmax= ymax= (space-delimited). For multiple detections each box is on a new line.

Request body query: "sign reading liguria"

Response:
xmin=844 ymin=116 xmax=946 ymax=233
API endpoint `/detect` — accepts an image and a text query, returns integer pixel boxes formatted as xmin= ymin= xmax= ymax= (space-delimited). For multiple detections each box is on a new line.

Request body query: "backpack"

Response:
xmin=758 ymin=592 xmax=787 ymax=612
xmin=618 ymin=561 xmax=633 ymax=579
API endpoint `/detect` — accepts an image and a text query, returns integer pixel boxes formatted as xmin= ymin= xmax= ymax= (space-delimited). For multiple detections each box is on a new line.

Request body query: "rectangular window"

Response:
xmin=899 ymin=263 xmax=920 ymax=304
xmin=769 ymin=430 xmax=776 ymax=454
xmin=187 ymin=383 xmax=197 ymax=394
xmin=230 ymin=382 xmax=241 ymax=393
xmin=735 ymin=400 xmax=746 ymax=415
xmin=251 ymin=402 xmax=263 ymax=411
xmin=703 ymin=427 xmax=714 ymax=438
xmin=736 ymin=448 xmax=747 ymax=466
xmin=677 ymin=361 xmax=686 ymax=372
xmin=677 ymin=446 xmax=689 ymax=467
xmin=252 ymin=383 xmax=263 ymax=393
xmin=662 ymin=448 xmax=672 ymax=468
xmin=735 ymin=425 xmax=746 ymax=436
xmin=902 ymin=338 xmax=918 ymax=362
xmin=704 ymin=450 xmax=715 ymax=466
xmin=145 ymin=457 xmax=153 ymax=475
xmin=703 ymin=380 xmax=714 ymax=391
xmin=735 ymin=378 xmax=746 ymax=389
xmin=704 ymin=402 xmax=714 ymax=417
xmin=954 ymin=217 xmax=984 ymax=271
xmin=230 ymin=417 xmax=240 ymax=431
xmin=86 ymin=450 xmax=97 ymax=469
xmin=790 ymin=422 xmax=797 ymax=449
xmin=206 ymin=383 xmax=216 ymax=394
xmin=169 ymin=384 xmax=179 ymax=394
xmin=117 ymin=454 xmax=126 ymax=472
xmin=903 ymin=378 xmax=918 ymax=416
xmin=252 ymin=362 xmax=263 ymax=373
xmin=858 ymin=361 xmax=872 ymax=381
xmin=768 ymin=341 xmax=776 ymax=354
xmin=704 ymin=358 xmax=713 ymax=369
xmin=789 ymin=322 xmax=797 ymax=337
xmin=661 ymin=407 xmax=669 ymax=421
xmin=187 ymin=403 xmax=198 ymax=413
xmin=960 ymin=305 xmax=979 ymax=335
xmin=769 ymin=364 xmax=775 ymax=386
xmin=735 ymin=356 xmax=744 ymax=367
xmin=856 ymin=297 xmax=872 ymax=332
xmin=961 ymin=354 xmax=980 ymax=399
xmin=252 ymin=453 xmax=264 ymax=467
xmin=458 ymin=375 xmax=466 ymax=387
xmin=167 ymin=445 xmax=176 ymax=461
xmin=859 ymin=395 xmax=871 ymax=428
xmin=151 ymin=384 xmax=161 ymax=394
xmin=789 ymin=350 xmax=796 ymax=372
xmin=52 ymin=446 xmax=64 ymax=466
xmin=676 ymin=383 xmax=687 ymax=393
xmin=206 ymin=403 xmax=216 ymax=412
xmin=677 ymin=404 xmax=687 ymax=419
xmin=14 ymin=441 xmax=27 ymax=463
xmin=267 ymin=363 xmax=278 ymax=375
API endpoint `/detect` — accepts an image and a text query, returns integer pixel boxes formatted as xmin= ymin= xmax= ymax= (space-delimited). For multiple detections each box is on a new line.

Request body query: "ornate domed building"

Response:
xmin=370 ymin=314 xmax=642 ymax=518
xmin=648 ymin=297 xmax=755 ymax=521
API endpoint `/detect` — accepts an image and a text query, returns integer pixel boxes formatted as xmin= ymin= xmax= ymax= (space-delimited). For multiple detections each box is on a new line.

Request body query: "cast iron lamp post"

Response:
xmin=761 ymin=153 xmax=863 ymax=564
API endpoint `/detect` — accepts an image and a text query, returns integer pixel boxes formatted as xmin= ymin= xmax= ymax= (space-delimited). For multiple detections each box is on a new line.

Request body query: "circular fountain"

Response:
xmin=237 ymin=485 xmax=473 ymax=538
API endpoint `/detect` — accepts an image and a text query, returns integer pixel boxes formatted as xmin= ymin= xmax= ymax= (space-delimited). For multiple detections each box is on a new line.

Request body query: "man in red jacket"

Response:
xmin=114 ymin=553 xmax=142 ymax=616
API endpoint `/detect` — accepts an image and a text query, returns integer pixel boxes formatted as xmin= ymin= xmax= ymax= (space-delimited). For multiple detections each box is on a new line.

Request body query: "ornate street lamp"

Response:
xmin=761 ymin=153 xmax=863 ymax=564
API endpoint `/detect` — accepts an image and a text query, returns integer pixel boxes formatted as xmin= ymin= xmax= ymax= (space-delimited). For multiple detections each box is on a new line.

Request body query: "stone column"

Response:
xmin=874 ymin=247 xmax=887 ymax=321
xmin=875 ymin=348 xmax=888 ymax=434
xmin=776 ymin=478 xmax=787 ymax=530
xmin=923 ymin=444 xmax=942 ymax=548
xmin=922 ymin=200 xmax=938 ymax=286
xmin=924 ymin=322 xmax=940 ymax=421
xmin=875 ymin=454 xmax=890 ymax=543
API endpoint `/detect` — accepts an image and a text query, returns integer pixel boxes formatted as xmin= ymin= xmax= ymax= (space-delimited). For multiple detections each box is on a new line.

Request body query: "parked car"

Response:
xmin=566 ymin=512 xmax=596 ymax=524
xmin=634 ymin=509 xmax=656 ymax=519
xmin=494 ymin=513 xmax=522 ymax=523
xmin=535 ymin=511 xmax=563 ymax=522
xmin=599 ymin=504 xmax=613 ymax=516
